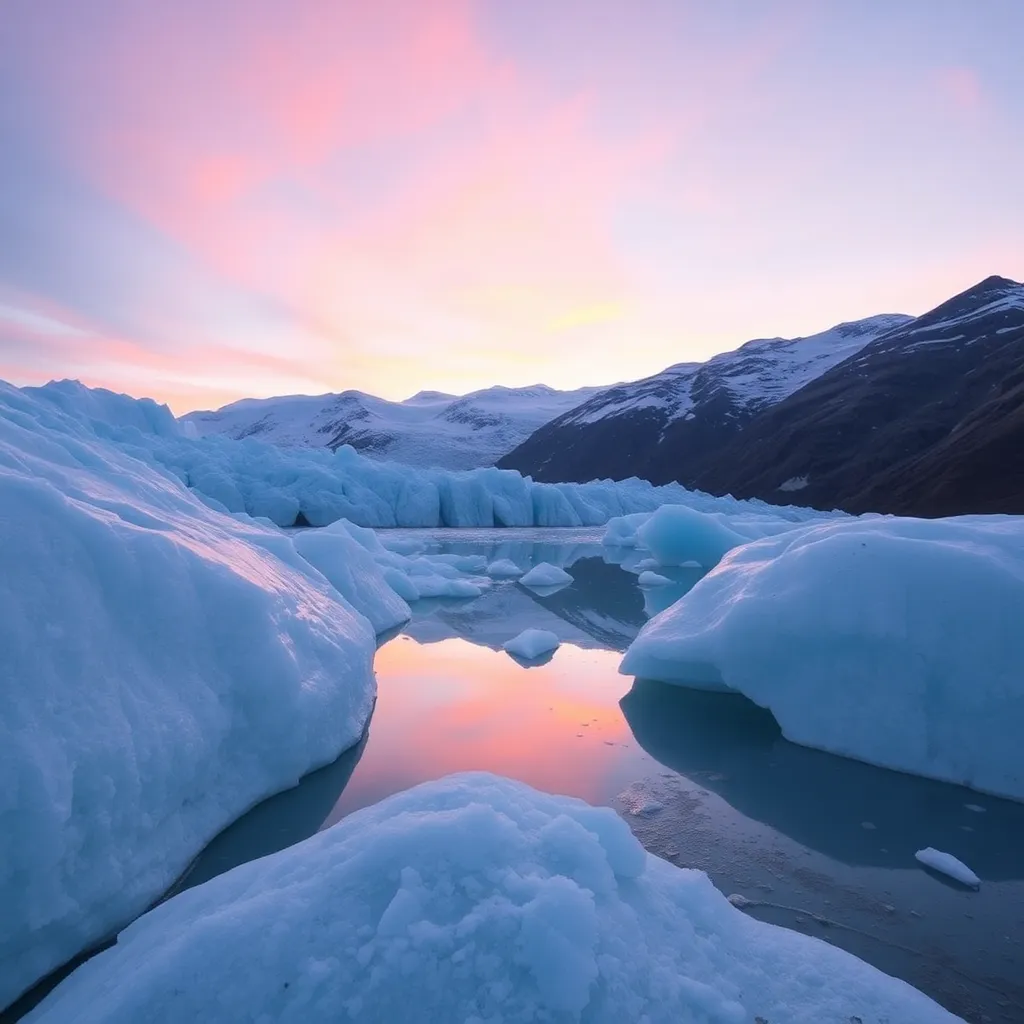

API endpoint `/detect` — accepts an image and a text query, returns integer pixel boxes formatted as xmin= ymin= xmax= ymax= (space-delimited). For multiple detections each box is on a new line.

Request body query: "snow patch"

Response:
xmin=778 ymin=475 xmax=809 ymax=492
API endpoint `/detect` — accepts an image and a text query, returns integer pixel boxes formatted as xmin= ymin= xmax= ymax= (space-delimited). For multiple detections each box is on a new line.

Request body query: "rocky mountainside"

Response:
xmin=498 ymin=314 xmax=910 ymax=484
xmin=182 ymin=383 xmax=600 ymax=471
xmin=691 ymin=275 xmax=1024 ymax=515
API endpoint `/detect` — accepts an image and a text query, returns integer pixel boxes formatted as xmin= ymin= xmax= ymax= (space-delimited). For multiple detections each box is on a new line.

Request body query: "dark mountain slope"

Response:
xmin=499 ymin=315 xmax=908 ymax=484
xmin=692 ymin=276 xmax=1024 ymax=515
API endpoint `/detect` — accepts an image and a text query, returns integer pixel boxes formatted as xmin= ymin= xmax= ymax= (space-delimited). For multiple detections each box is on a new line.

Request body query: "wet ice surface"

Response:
xmin=169 ymin=528 xmax=1024 ymax=1024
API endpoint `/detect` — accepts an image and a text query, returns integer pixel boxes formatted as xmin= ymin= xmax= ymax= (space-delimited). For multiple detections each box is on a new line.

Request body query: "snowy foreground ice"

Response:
xmin=27 ymin=775 xmax=958 ymax=1024
xmin=620 ymin=513 xmax=1024 ymax=802
xmin=0 ymin=383 xmax=385 ymax=1006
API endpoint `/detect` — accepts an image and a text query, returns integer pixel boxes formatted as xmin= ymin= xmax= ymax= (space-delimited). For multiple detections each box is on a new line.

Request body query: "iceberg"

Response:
xmin=620 ymin=515 xmax=1024 ymax=801
xmin=26 ymin=775 xmax=957 ymax=1024
xmin=486 ymin=557 xmax=524 ymax=577
xmin=637 ymin=570 xmax=673 ymax=586
xmin=0 ymin=382 xmax=382 ymax=1008
xmin=502 ymin=628 xmax=561 ymax=660
xmin=632 ymin=502 xmax=842 ymax=569
xmin=519 ymin=562 xmax=574 ymax=589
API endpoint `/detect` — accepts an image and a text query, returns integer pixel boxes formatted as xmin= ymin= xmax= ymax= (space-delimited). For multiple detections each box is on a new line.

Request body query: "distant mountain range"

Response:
xmin=186 ymin=274 xmax=1024 ymax=516
xmin=183 ymin=383 xmax=601 ymax=471
xmin=501 ymin=275 xmax=1024 ymax=516
xmin=498 ymin=313 xmax=911 ymax=486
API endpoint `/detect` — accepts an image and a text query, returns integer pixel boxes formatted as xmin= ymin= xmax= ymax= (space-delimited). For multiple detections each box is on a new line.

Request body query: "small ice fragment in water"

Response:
xmin=486 ymin=558 xmax=522 ymax=578
xmin=637 ymin=570 xmax=672 ymax=587
xmin=502 ymin=628 xmax=560 ymax=660
xmin=618 ymin=784 xmax=664 ymax=817
xmin=860 ymin=821 xmax=876 ymax=830
xmin=915 ymin=847 xmax=980 ymax=888
xmin=518 ymin=562 xmax=572 ymax=589
xmin=964 ymin=803 xmax=986 ymax=813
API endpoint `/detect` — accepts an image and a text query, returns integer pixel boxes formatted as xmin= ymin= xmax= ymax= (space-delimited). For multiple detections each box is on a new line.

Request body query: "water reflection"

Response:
xmin=404 ymin=555 xmax=648 ymax=652
xmin=621 ymin=678 xmax=1024 ymax=879
xmin=322 ymin=638 xmax=644 ymax=826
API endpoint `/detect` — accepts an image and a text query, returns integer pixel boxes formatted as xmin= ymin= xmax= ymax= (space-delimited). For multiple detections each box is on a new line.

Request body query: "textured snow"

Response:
xmin=28 ymin=775 xmax=957 ymax=1024
xmin=0 ymin=382 xmax=381 ymax=1008
xmin=503 ymin=628 xmax=561 ymax=660
xmin=620 ymin=515 xmax=1024 ymax=801
xmin=182 ymin=383 xmax=600 ymax=470
xmin=915 ymin=848 xmax=980 ymax=888
xmin=519 ymin=562 xmax=574 ymax=589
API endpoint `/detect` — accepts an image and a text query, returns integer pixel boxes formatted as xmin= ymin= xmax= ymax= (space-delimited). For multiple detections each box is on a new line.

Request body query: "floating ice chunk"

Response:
xmin=637 ymin=504 xmax=747 ymax=568
xmin=486 ymin=557 xmax=523 ymax=578
xmin=638 ymin=570 xmax=673 ymax=587
xmin=503 ymin=629 xmax=561 ymax=660
xmin=602 ymin=512 xmax=653 ymax=547
xmin=408 ymin=575 xmax=483 ymax=600
xmin=621 ymin=515 xmax=1024 ymax=800
xmin=915 ymin=848 xmax=980 ymax=888
xmin=27 ymin=774 xmax=959 ymax=1024
xmin=519 ymin=562 xmax=573 ymax=589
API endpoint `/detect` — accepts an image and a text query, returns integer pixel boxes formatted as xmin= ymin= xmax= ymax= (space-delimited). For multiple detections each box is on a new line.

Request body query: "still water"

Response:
xmin=160 ymin=529 xmax=1024 ymax=1022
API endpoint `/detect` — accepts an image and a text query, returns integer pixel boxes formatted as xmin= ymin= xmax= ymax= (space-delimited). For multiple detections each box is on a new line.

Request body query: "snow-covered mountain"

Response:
xmin=182 ymin=384 xmax=601 ymax=471
xmin=693 ymin=275 xmax=1024 ymax=516
xmin=499 ymin=314 xmax=911 ymax=484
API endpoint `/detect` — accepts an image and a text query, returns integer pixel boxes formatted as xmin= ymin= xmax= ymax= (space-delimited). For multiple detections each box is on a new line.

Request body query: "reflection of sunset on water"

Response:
xmin=324 ymin=636 xmax=645 ymax=825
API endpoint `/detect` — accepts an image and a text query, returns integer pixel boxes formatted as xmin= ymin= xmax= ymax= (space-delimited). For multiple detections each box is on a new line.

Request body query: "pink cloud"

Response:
xmin=24 ymin=0 xmax=681 ymax=398
xmin=936 ymin=66 xmax=984 ymax=115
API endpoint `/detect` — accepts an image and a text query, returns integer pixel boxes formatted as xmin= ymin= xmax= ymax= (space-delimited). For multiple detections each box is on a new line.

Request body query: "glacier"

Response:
xmin=27 ymin=379 xmax=829 ymax=530
xmin=0 ymin=381 xmax=387 ymax=1008
xmin=620 ymin=515 xmax=1024 ymax=802
xmin=26 ymin=774 xmax=957 ymax=1024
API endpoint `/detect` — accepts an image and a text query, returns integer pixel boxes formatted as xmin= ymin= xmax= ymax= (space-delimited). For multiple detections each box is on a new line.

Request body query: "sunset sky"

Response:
xmin=1 ymin=0 xmax=1022 ymax=413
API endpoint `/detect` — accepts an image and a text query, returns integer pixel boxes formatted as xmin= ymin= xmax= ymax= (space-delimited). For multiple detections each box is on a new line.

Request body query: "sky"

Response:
xmin=1 ymin=0 xmax=1022 ymax=413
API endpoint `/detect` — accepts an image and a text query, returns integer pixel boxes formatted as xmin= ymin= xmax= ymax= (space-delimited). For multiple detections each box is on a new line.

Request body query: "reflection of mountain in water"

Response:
xmin=621 ymin=678 xmax=1024 ymax=880
xmin=522 ymin=557 xmax=647 ymax=652
xmin=404 ymin=555 xmax=650 ymax=653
